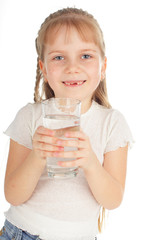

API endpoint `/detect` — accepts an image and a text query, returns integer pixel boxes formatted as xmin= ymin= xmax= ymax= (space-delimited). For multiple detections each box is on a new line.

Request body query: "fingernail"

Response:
xmin=59 ymin=146 xmax=64 ymax=151
xmin=65 ymin=133 xmax=69 ymax=137
xmin=57 ymin=140 xmax=62 ymax=145
xmin=54 ymin=152 xmax=59 ymax=157
xmin=50 ymin=131 xmax=54 ymax=136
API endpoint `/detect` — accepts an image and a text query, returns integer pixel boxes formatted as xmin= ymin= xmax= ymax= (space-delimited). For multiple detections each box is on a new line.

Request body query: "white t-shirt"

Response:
xmin=4 ymin=100 xmax=134 ymax=240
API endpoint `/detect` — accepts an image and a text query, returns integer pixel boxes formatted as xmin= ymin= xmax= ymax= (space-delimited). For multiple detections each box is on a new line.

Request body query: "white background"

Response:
xmin=0 ymin=0 xmax=159 ymax=239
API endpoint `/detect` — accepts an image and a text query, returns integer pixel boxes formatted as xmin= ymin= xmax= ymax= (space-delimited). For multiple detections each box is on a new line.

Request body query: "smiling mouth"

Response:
xmin=62 ymin=80 xmax=86 ymax=87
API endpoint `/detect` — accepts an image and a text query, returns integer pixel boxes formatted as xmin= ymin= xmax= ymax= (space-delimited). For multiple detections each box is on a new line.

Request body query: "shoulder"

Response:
xmin=91 ymin=102 xmax=130 ymax=135
xmin=92 ymin=101 xmax=124 ymax=122
xmin=11 ymin=101 xmax=43 ymax=131
xmin=17 ymin=102 xmax=42 ymax=118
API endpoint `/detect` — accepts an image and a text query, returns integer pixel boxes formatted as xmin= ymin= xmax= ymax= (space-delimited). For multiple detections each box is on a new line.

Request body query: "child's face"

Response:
xmin=40 ymin=26 xmax=106 ymax=109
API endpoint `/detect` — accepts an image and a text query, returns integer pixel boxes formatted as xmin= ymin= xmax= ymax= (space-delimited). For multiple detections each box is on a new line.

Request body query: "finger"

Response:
xmin=64 ymin=130 xmax=88 ymax=140
xmin=33 ymin=141 xmax=64 ymax=152
xmin=37 ymin=149 xmax=62 ymax=159
xmin=53 ymin=149 xmax=87 ymax=159
xmin=36 ymin=126 xmax=55 ymax=136
xmin=33 ymin=132 xmax=58 ymax=145
xmin=58 ymin=159 xmax=80 ymax=168
xmin=56 ymin=138 xmax=86 ymax=149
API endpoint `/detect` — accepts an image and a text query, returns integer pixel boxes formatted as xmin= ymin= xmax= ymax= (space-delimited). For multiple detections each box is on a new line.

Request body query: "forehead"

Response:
xmin=44 ymin=23 xmax=97 ymax=46
xmin=44 ymin=27 xmax=100 ymax=57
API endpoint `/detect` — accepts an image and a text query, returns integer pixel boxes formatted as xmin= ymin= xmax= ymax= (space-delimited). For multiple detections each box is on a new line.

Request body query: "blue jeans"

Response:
xmin=0 ymin=220 xmax=97 ymax=239
xmin=0 ymin=220 xmax=41 ymax=240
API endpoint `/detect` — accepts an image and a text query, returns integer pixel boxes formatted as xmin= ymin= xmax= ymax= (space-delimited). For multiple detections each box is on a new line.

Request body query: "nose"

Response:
xmin=65 ymin=59 xmax=80 ymax=74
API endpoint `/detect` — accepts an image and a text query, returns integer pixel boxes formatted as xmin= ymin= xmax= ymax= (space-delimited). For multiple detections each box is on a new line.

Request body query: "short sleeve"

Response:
xmin=4 ymin=104 xmax=33 ymax=149
xmin=104 ymin=110 xmax=134 ymax=153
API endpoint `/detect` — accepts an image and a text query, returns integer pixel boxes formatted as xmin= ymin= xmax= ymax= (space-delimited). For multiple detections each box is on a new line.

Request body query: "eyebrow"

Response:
xmin=80 ymin=49 xmax=97 ymax=53
xmin=48 ymin=49 xmax=97 ymax=55
xmin=48 ymin=50 xmax=64 ymax=55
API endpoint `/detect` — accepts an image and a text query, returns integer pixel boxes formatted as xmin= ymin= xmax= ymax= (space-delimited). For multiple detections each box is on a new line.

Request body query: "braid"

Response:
xmin=34 ymin=57 xmax=42 ymax=102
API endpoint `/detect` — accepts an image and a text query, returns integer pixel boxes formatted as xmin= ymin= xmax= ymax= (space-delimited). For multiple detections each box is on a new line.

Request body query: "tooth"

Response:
xmin=64 ymin=81 xmax=84 ymax=85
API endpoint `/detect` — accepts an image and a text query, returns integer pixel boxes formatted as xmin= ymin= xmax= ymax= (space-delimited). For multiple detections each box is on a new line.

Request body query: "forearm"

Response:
xmin=84 ymin=160 xmax=124 ymax=210
xmin=4 ymin=151 xmax=46 ymax=206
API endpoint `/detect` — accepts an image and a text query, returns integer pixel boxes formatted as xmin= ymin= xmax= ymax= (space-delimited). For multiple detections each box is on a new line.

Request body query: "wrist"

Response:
xmin=83 ymin=157 xmax=102 ymax=176
xmin=30 ymin=150 xmax=47 ymax=168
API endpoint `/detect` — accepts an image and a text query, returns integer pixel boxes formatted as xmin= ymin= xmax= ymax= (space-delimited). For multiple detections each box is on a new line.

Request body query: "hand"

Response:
xmin=54 ymin=129 xmax=98 ymax=172
xmin=32 ymin=126 xmax=64 ymax=161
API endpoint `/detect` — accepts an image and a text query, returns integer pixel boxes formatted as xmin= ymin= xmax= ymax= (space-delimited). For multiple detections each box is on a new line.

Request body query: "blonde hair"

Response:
xmin=34 ymin=7 xmax=111 ymax=232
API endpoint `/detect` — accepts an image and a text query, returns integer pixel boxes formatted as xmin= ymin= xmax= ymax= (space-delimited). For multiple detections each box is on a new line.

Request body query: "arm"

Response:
xmin=84 ymin=145 xmax=128 ymax=209
xmin=56 ymin=130 xmax=128 ymax=210
xmin=4 ymin=127 xmax=63 ymax=206
xmin=4 ymin=140 xmax=46 ymax=206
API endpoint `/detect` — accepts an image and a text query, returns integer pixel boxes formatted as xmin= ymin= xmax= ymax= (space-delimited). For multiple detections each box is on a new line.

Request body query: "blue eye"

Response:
xmin=81 ymin=54 xmax=91 ymax=59
xmin=54 ymin=56 xmax=64 ymax=60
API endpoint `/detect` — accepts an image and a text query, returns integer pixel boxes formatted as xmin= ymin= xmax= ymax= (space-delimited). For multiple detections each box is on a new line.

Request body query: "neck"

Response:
xmin=81 ymin=99 xmax=92 ymax=114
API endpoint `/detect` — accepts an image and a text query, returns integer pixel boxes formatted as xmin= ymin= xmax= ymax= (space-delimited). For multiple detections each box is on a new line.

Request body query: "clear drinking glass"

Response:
xmin=42 ymin=98 xmax=81 ymax=179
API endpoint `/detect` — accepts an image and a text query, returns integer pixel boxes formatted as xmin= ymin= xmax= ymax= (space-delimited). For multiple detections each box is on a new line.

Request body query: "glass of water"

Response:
xmin=42 ymin=98 xmax=81 ymax=179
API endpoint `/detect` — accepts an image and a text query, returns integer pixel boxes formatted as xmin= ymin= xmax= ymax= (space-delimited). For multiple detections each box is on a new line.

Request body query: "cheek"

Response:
xmin=89 ymin=62 xmax=102 ymax=79
xmin=47 ymin=64 xmax=55 ymax=74
xmin=46 ymin=65 xmax=61 ymax=78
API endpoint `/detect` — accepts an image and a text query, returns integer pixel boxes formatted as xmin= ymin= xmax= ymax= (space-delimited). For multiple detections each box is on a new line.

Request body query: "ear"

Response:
xmin=39 ymin=59 xmax=47 ymax=82
xmin=101 ymin=56 xmax=107 ymax=80
xmin=102 ymin=56 xmax=107 ymax=72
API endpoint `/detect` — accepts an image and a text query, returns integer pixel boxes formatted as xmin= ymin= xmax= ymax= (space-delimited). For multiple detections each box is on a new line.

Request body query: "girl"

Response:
xmin=0 ymin=7 xmax=134 ymax=240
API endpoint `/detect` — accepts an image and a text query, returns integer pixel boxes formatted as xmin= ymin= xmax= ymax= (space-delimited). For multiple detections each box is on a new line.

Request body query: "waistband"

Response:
xmin=4 ymin=220 xmax=41 ymax=240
